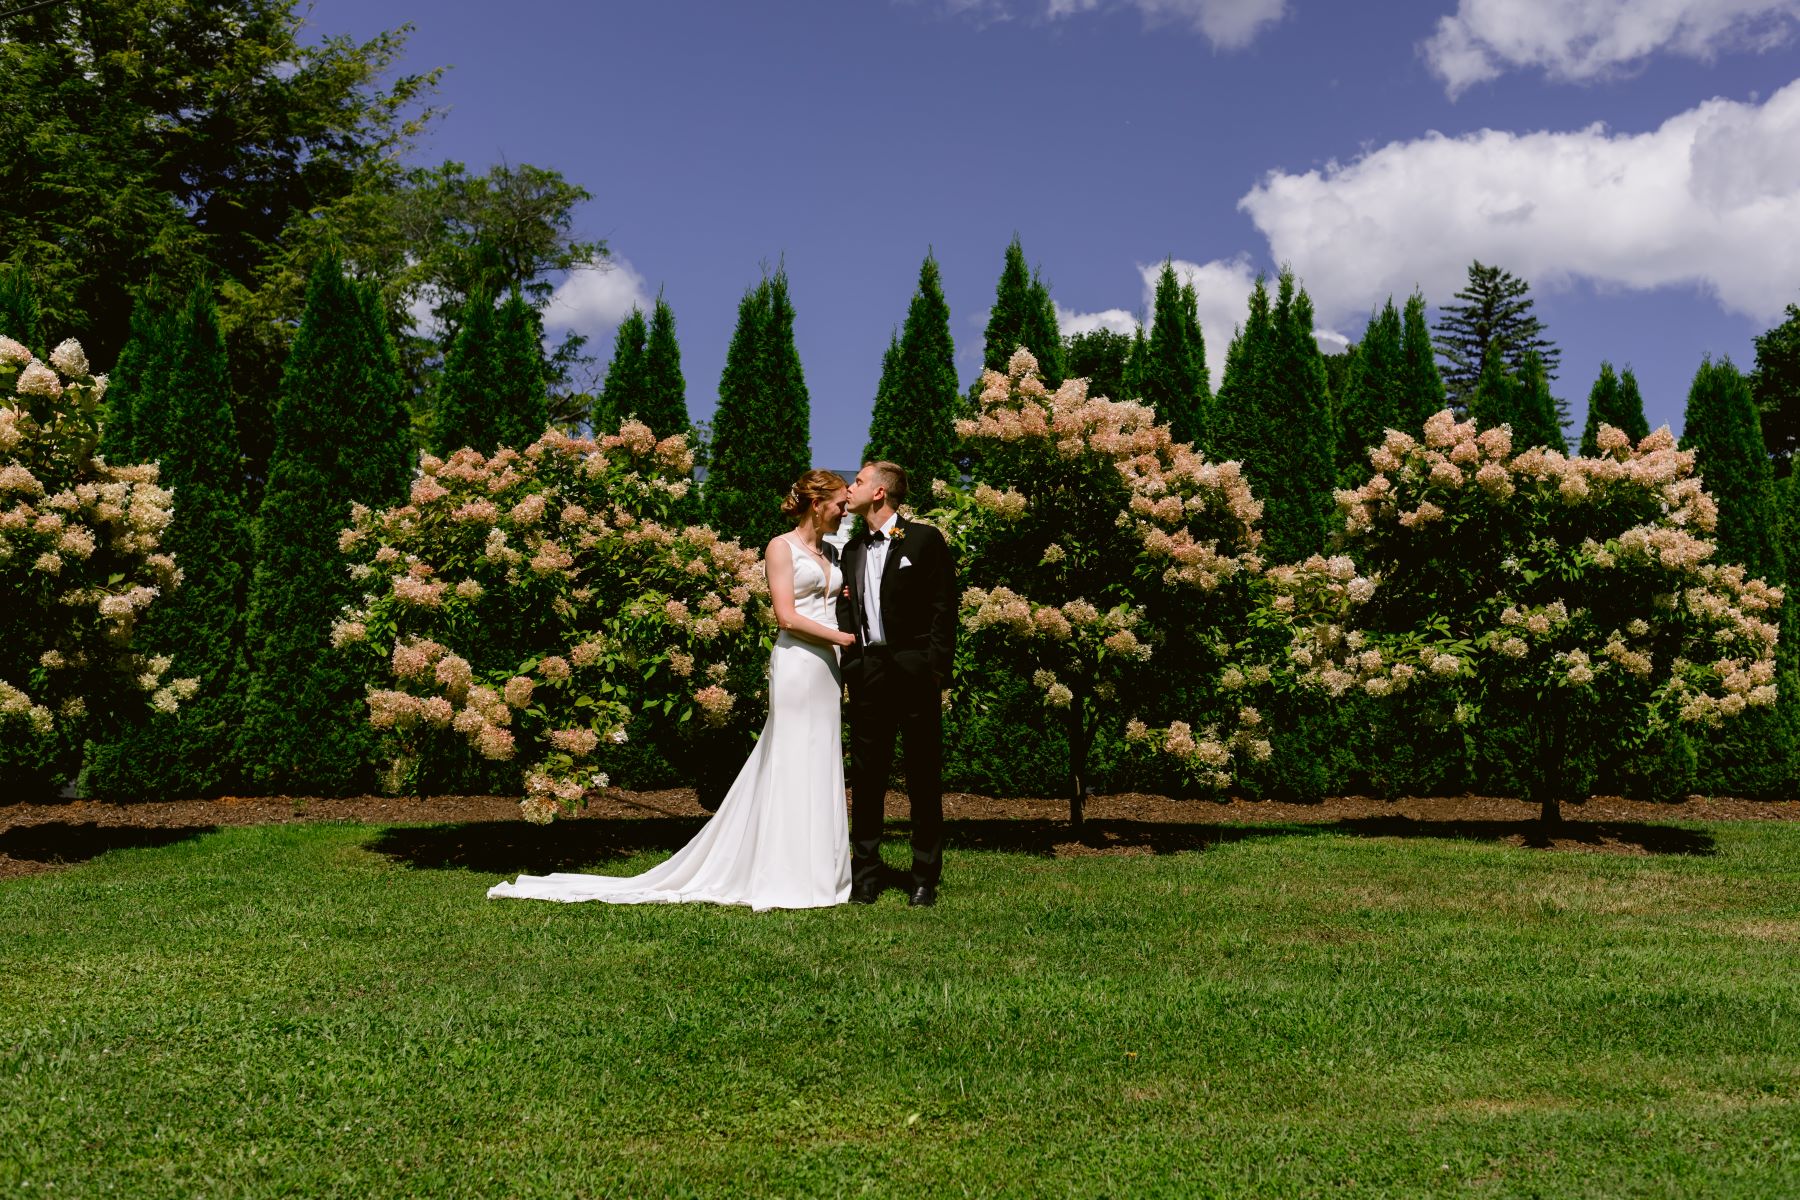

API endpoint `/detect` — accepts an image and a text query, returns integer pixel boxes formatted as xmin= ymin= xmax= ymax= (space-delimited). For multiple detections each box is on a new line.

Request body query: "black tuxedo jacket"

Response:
xmin=836 ymin=515 xmax=958 ymax=684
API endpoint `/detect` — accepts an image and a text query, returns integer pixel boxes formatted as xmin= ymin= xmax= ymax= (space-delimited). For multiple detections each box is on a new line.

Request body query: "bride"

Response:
xmin=488 ymin=470 xmax=856 ymax=911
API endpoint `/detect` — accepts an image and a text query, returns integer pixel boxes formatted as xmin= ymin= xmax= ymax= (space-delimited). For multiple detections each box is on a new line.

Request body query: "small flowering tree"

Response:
xmin=0 ymin=334 xmax=196 ymax=779
xmin=334 ymin=420 xmax=771 ymax=822
xmin=1277 ymin=411 xmax=1781 ymax=822
xmin=932 ymin=348 xmax=1269 ymax=821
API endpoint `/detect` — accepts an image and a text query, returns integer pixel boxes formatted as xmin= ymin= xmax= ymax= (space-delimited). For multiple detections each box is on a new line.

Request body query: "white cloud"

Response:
xmin=543 ymin=256 xmax=654 ymax=335
xmin=935 ymin=0 xmax=1286 ymax=48
xmin=1424 ymin=0 xmax=1800 ymax=96
xmin=1054 ymin=301 xmax=1138 ymax=337
xmin=1235 ymin=77 xmax=1800 ymax=334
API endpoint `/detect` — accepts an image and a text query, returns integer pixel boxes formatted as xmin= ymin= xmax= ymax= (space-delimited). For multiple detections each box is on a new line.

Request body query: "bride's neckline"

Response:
xmin=786 ymin=531 xmax=832 ymax=575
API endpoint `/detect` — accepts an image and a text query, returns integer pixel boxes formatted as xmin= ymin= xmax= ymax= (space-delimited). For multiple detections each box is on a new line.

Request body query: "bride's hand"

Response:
xmin=836 ymin=630 xmax=857 ymax=648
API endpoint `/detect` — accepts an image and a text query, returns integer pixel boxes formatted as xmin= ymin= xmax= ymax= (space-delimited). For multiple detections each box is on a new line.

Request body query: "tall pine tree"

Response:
xmin=1397 ymin=291 xmax=1447 ymax=432
xmin=1681 ymin=356 xmax=1779 ymax=578
xmin=88 ymin=284 xmax=252 ymax=798
xmin=640 ymin=293 xmax=690 ymax=438
xmin=1432 ymin=261 xmax=1561 ymax=412
xmin=238 ymin=255 xmax=412 ymax=792
xmin=431 ymin=288 xmax=497 ymax=454
xmin=488 ymin=289 xmax=549 ymax=450
xmin=707 ymin=269 xmax=811 ymax=550
xmin=1139 ymin=262 xmax=1209 ymax=446
xmin=864 ymin=253 xmax=959 ymax=491
xmin=596 ymin=307 xmax=649 ymax=435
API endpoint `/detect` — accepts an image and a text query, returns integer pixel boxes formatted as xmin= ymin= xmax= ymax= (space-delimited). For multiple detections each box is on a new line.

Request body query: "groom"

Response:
xmin=838 ymin=461 xmax=958 ymax=907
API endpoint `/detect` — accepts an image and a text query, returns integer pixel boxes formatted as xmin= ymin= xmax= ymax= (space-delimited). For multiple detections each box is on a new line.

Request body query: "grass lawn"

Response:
xmin=2 ymin=814 xmax=1798 ymax=1198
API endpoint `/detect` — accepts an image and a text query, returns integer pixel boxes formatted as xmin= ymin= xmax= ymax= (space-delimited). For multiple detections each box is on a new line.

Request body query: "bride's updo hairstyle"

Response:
xmin=780 ymin=469 xmax=848 ymax=520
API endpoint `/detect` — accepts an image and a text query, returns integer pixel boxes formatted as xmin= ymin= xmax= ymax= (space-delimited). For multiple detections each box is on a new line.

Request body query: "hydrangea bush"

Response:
xmin=334 ymin=421 xmax=771 ymax=822
xmin=0 ymin=335 xmax=196 ymax=763
xmin=1276 ymin=411 xmax=1781 ymax=820
xmin=929 ymin=348 xmax=1271 ymax=818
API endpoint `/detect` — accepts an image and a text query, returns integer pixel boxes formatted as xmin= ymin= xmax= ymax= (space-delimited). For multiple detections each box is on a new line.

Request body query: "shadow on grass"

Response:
xmin=0 ymin=822 xmax=217 ymax=867
xmin=369 ymin=813 xmax=1714 ymax=875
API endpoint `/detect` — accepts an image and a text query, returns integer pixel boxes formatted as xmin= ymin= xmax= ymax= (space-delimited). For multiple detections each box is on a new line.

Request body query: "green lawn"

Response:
xmin=3 ymin=815 xmax=1798 ymax=1198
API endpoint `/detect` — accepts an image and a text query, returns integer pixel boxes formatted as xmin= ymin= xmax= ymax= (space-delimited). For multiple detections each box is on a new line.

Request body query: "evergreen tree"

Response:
xmin=1063 ymin=328 xmax=1135 ymax=404
xmin=1125 ymin=325 xmax=1149 ymax=400
xmin=237 ymin=255 xmax=412 ymax=793
xmin=1752 ymin=302 xmax=1800 ymax=478
xmin=1578 ymin=361 xmax=1649 ymax=455
xmin=1211 ymin=271 xmax=1334 ymax=561
xmin=977 ymin=236 xmax=1062 ymax=385
xmin=640 ymin=294 xmax=690 ymax=438
xmin=488 ymin=288 xmax=549 ymax=450
xmin=0 ymin=262 xmax=44 ymax=357
xmin=1397 ymin=290 xmax=1447 ymax=432
xmin=430 ymin=287 xmax=497 ymax=455
xmin=1432 ymin=261 xmax=1561 ymax=412
xmin=1335 ymin=299 xmax=1403 ymax=481
xmin=1681 ymin=356 xmax=1780 ymax=578
xmin=1514 ymin=352 xmax=1566 ymax=453
xmin=595 ymin=307 xmax=648 ymax=434
xmin=864 ymin=253 xmax=960 ymax=492
xmin=1139 ymin=262 xmax=1209 ymax=445
xmin=707 ymin=269 xmax=811 ymax=550
xmin=87 ymin=285 xmax=252 ymax=798
xmin=97 ymin=297 xmax=167 ymax=464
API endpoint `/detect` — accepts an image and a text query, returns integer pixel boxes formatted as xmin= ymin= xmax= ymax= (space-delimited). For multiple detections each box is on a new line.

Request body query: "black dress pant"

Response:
xmin=846 ymin=647 xmax=944 ymax=889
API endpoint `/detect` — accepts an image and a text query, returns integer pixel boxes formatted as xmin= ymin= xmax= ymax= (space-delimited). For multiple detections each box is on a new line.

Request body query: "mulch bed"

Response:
xmin=2 ymin=789 xmax=1796 ymax=879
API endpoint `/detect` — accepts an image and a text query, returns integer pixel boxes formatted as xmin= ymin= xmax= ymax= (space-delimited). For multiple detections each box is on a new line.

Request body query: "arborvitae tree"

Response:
xmin=1063 ymin=328 xmax=1135 ymax=404
xmin=1140 ymin=262 xmax=1209 ymax=445
xmin=1578 ymin=361 xmax=1649 ymax=455
xmin=1681 ymin=356 xmax=1780 ymax=578
xmin=1752 ymin=302 xmax=1800 ymax=479
xmin=431 ymin=287 xmax=497 ymax=455
xmin=97 ymin=297 xmax=166 ymax=464
xmin=1321 ymin=341 xmax=1357 ymax=417
xmin=1433 ymin=261 xmax=1561 ymax=412
xmin=1397 ymin=291 xmax=1447 ymax=432
xmin=864 ymin=253 xmax=960 ymax=492
xmin=238 ymin=255 xmax=412 ymax=793
xmin=87 ymin=285 xmax=252 ymax=798
xmin=1125 ymin=325 xmax=1149 ymax=399
xmin=488 ymin=289 xmax=549 ymax=449
xmin=976 ymin=236 xmax=1063 ymax=387
xmin=640 ymin=293 xmax=690 ymax=438
xmin=1335 ymin=299 xmax=1403 ymax=481
xmin=0 ymin=262 xmax=44 ymax=357
xmin=595 ymin=307 xmax=649 ymax=434
xmin=1211 ymin=271 xmax=1334 ymax=561
xmin=1514 ymin=352 xmax=1567 ymax=453
xmin=707 ymin=269 xmax=811 ymax=549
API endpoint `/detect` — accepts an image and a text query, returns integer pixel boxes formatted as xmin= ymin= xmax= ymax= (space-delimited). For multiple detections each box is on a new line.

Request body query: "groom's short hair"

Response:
xmin=865 ymin=460 xmax=908 ymax=505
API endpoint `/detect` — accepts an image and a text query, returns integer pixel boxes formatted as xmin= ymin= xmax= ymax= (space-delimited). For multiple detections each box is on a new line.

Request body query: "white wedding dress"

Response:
xmin=488 ymin=536 xmax=851 ymax=911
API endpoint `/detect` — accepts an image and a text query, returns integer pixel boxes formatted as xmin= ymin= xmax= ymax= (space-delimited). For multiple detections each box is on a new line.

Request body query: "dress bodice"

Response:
xmin=785 ymin=535 xmax=841 ymax=631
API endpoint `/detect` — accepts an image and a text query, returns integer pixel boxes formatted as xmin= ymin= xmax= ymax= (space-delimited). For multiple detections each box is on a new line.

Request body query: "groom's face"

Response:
xmin=846 ymin=466 xmax=885 ymax=517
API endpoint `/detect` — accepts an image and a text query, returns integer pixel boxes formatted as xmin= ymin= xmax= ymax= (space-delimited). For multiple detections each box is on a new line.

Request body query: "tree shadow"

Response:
xmin=941 ymin=816 xmax=1714 ymax=858
xmin=368 ymin=818 xmax=710 ymax=875
xmin=0 ymin=822 xmax=217 ymax=867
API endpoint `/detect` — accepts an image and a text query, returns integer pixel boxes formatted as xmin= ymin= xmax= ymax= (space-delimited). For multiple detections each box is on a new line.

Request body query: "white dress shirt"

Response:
xmin=861 ymin=513 xmax=898 ymax=646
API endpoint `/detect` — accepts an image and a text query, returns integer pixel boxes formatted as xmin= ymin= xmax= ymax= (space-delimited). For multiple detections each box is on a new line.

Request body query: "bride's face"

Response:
xmin=815 ymin=487 xmax=849 ymax=530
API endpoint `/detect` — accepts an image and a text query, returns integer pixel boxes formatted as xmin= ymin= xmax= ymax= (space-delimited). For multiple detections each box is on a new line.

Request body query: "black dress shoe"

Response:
xmin=850 ymin=884 xmax=881 ymax=905
xmin=907 ymin=884 xmax=937 ymax=908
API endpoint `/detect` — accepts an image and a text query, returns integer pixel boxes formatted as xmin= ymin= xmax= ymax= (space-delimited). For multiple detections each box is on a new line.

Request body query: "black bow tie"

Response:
xmin=866 ymin=529 xmax=888 ymax=544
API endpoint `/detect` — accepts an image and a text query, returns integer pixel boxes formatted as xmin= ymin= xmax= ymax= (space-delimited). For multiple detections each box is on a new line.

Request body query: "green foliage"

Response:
xmin=1397 ymin=291 xmax=1447 ymax=432
xmin=238 ymin=256 xmax=412 ymax=793
xmin=431 ymin=287 xmax=498 ymax=455
xmin=1752 ymin=301 xmax=1800 ymax=479
xmin=976 ymin=236 xmax=1062 ymax=385
xmin=863 ymin=253 xmax=961 ymax=492
xmin=1579 ymin=362 xmax=1650 ymax=456
xmin=1469 ymin=348 xmax=1565 ymax=452
xmin=1335 ymin=300 xmax=1403 ymax=483
xmin=487 ymin=290 xmax=550 ymax=451
xmin=429 ymin=288 xmax=548 ymax=457
xmin=0 ymin=264 xmax=45 ymax=358
xmin=87 ymin=286 xmax=252 ymax=798
xmin=595 ymin=309 xmax=648 ymax=436
xmin=707 ymin=270 xmax=811 ymax=550
xmin=1211 ymin=271 xmax=1335 ymax=562
xmin=1432 ymin=261 xmax=1561 ymax=412
xmin=1681 ymin=356 xmax=1779 ymax=578
xmin=1139 ymin=263 xmax=1210 ymax=445
xmin=1062 ymin=328 xmax=1136 ymax=405
xmin=640 ymin=295 xmax=691 ymax=439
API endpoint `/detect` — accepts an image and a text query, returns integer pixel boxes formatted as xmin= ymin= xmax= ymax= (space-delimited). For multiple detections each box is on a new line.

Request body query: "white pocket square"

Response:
xmin=898 ymin=559 xmax=913 ymax=569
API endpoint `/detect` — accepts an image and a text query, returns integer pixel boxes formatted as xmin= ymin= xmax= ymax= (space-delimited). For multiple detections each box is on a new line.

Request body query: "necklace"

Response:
xmin=789 ymin=531 xmax=831 ymax=579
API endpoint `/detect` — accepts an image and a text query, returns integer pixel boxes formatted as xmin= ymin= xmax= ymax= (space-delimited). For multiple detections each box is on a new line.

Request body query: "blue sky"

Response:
xmin=309 ymin=0 xmax=1800 ymax=468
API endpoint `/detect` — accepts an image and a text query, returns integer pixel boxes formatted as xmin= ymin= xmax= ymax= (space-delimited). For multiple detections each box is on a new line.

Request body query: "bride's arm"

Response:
xmin=766 ymin=536 xmax=856 ymax=647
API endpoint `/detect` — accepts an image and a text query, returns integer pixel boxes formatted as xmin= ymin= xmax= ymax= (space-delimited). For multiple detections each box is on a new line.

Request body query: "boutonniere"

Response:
xmin=888 ymin=526 xmax=907 ymax=542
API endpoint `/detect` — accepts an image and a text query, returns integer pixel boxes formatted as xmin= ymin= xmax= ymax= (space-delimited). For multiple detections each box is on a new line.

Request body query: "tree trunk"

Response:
xmin=1067 ymin=696 xmax=1090 ymax=827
